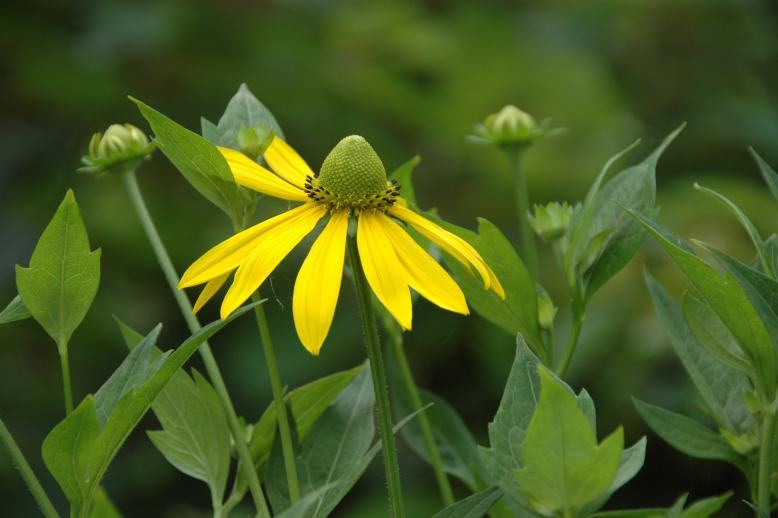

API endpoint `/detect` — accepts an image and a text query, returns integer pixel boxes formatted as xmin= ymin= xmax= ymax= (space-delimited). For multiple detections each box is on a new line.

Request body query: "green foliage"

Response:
xmin=41 ymin=305 xmax=255 ymax=517
xmin=0 ymin=295 xmax=31 ymax=324
xmin=431 ymin=486 xmax=503 ymax=518
xmin=389 ymin=155 xmax=421 ymax=207
xmin=516 ymin=368 xmax=624 ymax=517
xmin=132 ymin=97 xmax=252 ymax=221
xmin=592 ymin=492 xmax=731 ymax=518
xmin=201 ymin=83 xmax=284 ymax=149
xmin=442 ymin=219 xmax=545 ymax=361
xmin=15 ymin=190 xmax=100 ymax=348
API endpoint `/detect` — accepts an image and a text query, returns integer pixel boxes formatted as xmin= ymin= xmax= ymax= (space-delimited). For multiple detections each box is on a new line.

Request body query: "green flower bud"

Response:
xmin=79 ymin=123 xmax=155 ymax=176
xmin=528 ymin=202 xmax=573 ymax=242
xmin=468 ymin=105 xmax=561 ymax=148
xmin=537 ymin=286 xmax=557 ymax=330
xmin=237 ymin=125 xmax=275 ymax=161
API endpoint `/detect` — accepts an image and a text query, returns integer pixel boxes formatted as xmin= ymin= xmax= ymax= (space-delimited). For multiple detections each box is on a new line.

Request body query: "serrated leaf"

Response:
xmin=208 ymin=83 xmax=284 ymax=149
xmin=431 ymin=486 xmax=503 ymax=518
xmin=42 ymin=305 xmax=255 ymax=517
xmin=645 ymin=271 xmax=752 ymax=435
xmin=16 ymin=190 xmax=101 ymax=347
xmin=633 ymin=399 xmax=745 ymax=472
xmin=441 ymin=218 xmax=545 ymax=361
xmin=582 ymin=124 xmax=684 ymax=299
xmin=132 ymin=97 xmax=248 ymax=219
xmin=516 ymin=368 xmax=624 ymax=516
xmin=627 ymin=208 xmax=776 ymax=399
xmin=0 ymin=295 xmax=31 ymax=324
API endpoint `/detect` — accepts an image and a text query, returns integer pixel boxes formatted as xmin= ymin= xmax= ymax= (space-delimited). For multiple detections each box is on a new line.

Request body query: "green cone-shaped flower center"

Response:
xmin=318 ymin=136 xmax=388 ymax=202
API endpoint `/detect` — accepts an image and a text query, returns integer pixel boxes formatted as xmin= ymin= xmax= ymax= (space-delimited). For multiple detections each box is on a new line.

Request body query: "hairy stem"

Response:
xmin=122 ymin=169 xmax=270 ymax=517
xmin=347 ymin=236 xmax=405 ymax=518
xmin=0 ymin=417 xmax=60 ymax=518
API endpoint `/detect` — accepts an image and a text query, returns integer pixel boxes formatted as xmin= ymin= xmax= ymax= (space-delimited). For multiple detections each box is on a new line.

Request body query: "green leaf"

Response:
xmin=265 ymin=367 xmax=376 ymax=516
xmin=42 ymin=305 xmax=255 ymax=517
xmin=516 ymin=368 xmax=624 ymax=516
xmin=207 ymin=83 xmax=284 ymax=148
xmin=693 ymin=183 xmax=770 ymax=275
xmin=632 ymin=399 xmax=745 ymax=471
xmin=391 ymin=381 xmax=485 ymax=490
xmin=147 ymin=369 xmax=231 ymax=506
xmin=389 ymin=156 xmax=420 ymax=207
xmin=582 ymin=124 xmax=684 ymax=299
xmin=645 ymin=271 xmax=752 ymax=434
xmin=431 ymin=486 xmax=503 ymax=518
xmin=89 ymin=487 xmax=122 ymax=518
xmin=16 ymin=190 xmax=101 ymax=347
xmin=681 ymin=293 xmax=751 ymax=374
xmin=132 ymin=97 xmax=249 ymax=219
xmin=627 ymin=208 xmax=776 ymax=399
xmin=441 ymin=219 xmax=545 ymax=361
xmin=591 ymin=491 xmax=731 ymax=518
xmin=478 ymin=337 xmax=542 ymax=515
xmin=750 ymin=147 xmax=778 ymax=202
xmin=0 ymin=295 xmax=31 ymax=324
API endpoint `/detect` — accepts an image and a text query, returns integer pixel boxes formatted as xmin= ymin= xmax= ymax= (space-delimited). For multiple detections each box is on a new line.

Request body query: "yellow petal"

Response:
xmin=293 ymin=211 xmax=349 ymax=355
xmin=263 ymin=136 xmax=315 ymax=188
xmin=192 ymin=272 xmax=230 ymax=314
xmin=378 ymin=214 xmax=468 ymax=315
xmin=389 ymin=205 xmax=505 ymax=299
xmin=179 ymin=203 xmax=316 ymax=288
xmin=218 ymin=147 xmax=309 ymax=202
xmin=357 ymin=211 xmax=413 ymax=330
xmin=220 ymin=204 xmax=328 ymax=318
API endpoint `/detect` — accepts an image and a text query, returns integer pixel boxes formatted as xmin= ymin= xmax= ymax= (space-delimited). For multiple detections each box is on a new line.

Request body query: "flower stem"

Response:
xmin=347 ymin=236 xmax=405 ymax=518
xmin=57 ymin=342 xmax=73 ymax=415
xmin=509 ymin=150 xmax=539 ymax=279
xmin=757 ymin=409 xmax=776 ymax=515
xmin=555 ymin=310 xmax=584 ymax=378
xmin=387 ymin=330 xmax=455 ymax=506
xmin=121 ymin=169 xmax=270 ymax=518
xmin=0 ymin=417 xmax=60 ymax=518
xmin=250 ymin=292 xmax=301 ymax=504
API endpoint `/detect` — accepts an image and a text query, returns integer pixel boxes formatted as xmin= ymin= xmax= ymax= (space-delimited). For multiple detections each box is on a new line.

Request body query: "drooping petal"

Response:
xmin=193 ymin=272 xmax=230 ymax=314
xmin=220 ymin=204 xmax=328 ymax=318
xmin=357 ymin=211 xmax=413 ymax=330
xmin=389 ymin=204 xmax=505 ymax=299
xmin=218 ymin=147 xmax=309 ymax=202
xmin=293 ymin=210 xmax=349 ymax=355
xmin=179 ymin=203 xmax=317 ymax=288
xmin=263 ymin=136 xmax=315 ymax=188
xmin=377 ymin=214 xmax=468 ymax=315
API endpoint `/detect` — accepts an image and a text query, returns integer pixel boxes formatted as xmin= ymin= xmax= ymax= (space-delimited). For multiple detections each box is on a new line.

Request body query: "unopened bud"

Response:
xmin=529 ymin=202 xmax=573 ymax=242
xmin=79 ymin=123 xmax=154 ymax=176
xmin=468 ymin=105 xmax=561 ymax=148
xmin=537 ymin=287 xmax=557 ymax=330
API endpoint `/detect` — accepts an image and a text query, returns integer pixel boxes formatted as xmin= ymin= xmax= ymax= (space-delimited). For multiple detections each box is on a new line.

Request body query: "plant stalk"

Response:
xmin=121 ymin=169 xmax=271 ymax=518
xmin=387 ymin=330 xmax=455 ymax=506
xmin=57 ymin=343 xmax=73 ymax=415
xmin=757 ymin=410 xmax=776 ymax=515
xmin=509 ymin=149 xmax=538 ymax=279
xmin=250 ymin=292 xmax=301 ymax=504
xmin=347 ymin=236 xmax=405 ymax=518
xmin=0 ymin=418 xmax=60 ymax=518
xmin=555 ymin=310 xmax=584 ymax=378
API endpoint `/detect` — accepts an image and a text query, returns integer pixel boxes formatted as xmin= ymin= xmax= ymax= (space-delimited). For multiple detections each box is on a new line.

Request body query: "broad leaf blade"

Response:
xmin=16 ymin=190 xmax=101 ymax=346
xmin=210 ymin=83 xmax=284 ymax=148
xmin=431 ymin=486 xmax=503 ymax=518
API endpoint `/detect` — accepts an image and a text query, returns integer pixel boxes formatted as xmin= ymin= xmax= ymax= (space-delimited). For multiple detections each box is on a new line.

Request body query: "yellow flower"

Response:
xmin=179 ymin=135 xmax=504 ymax=355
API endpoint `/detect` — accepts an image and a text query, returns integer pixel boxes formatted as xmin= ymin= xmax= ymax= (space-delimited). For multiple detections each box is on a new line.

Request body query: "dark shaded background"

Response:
xmin=1 ymin=0 xmax=777 ymax=516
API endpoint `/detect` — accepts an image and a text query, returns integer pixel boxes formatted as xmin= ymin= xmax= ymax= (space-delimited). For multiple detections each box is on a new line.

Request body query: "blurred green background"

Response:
xmin=2 ymin=0 xmax=778 ymax=515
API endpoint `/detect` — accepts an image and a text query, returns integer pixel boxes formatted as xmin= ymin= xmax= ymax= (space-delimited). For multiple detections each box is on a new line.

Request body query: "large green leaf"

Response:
xmin=581 ymin=124 xmax=683 ymax=299
xmin=431 ymin=486 xmax=503 ymax=518
xmin=0 ymin=295 xmax=31 ymax=324
xmin=132 ymin=97 xmax=249 ymax=219
xmin=628 ymin=209 xmax=776 ymax=399
xmin=16 ymin=190 xmax=100 ymax=347
xmin=441 ymin=219 xmax=545 ymax=361
xmin=265 ymin=367 xmax=376 ymax=517
xmin=41 ymin=305 xmax=254 ymax=517
xmin=633 ymin=399 xmax=745 ymax=472
xmin=201 ymin=83 xmax=284 ymax=149
xmin=516 ymin=368 xmax=624 ymax=516
xmin=645 ymin=272 xmax=752 ymax=434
